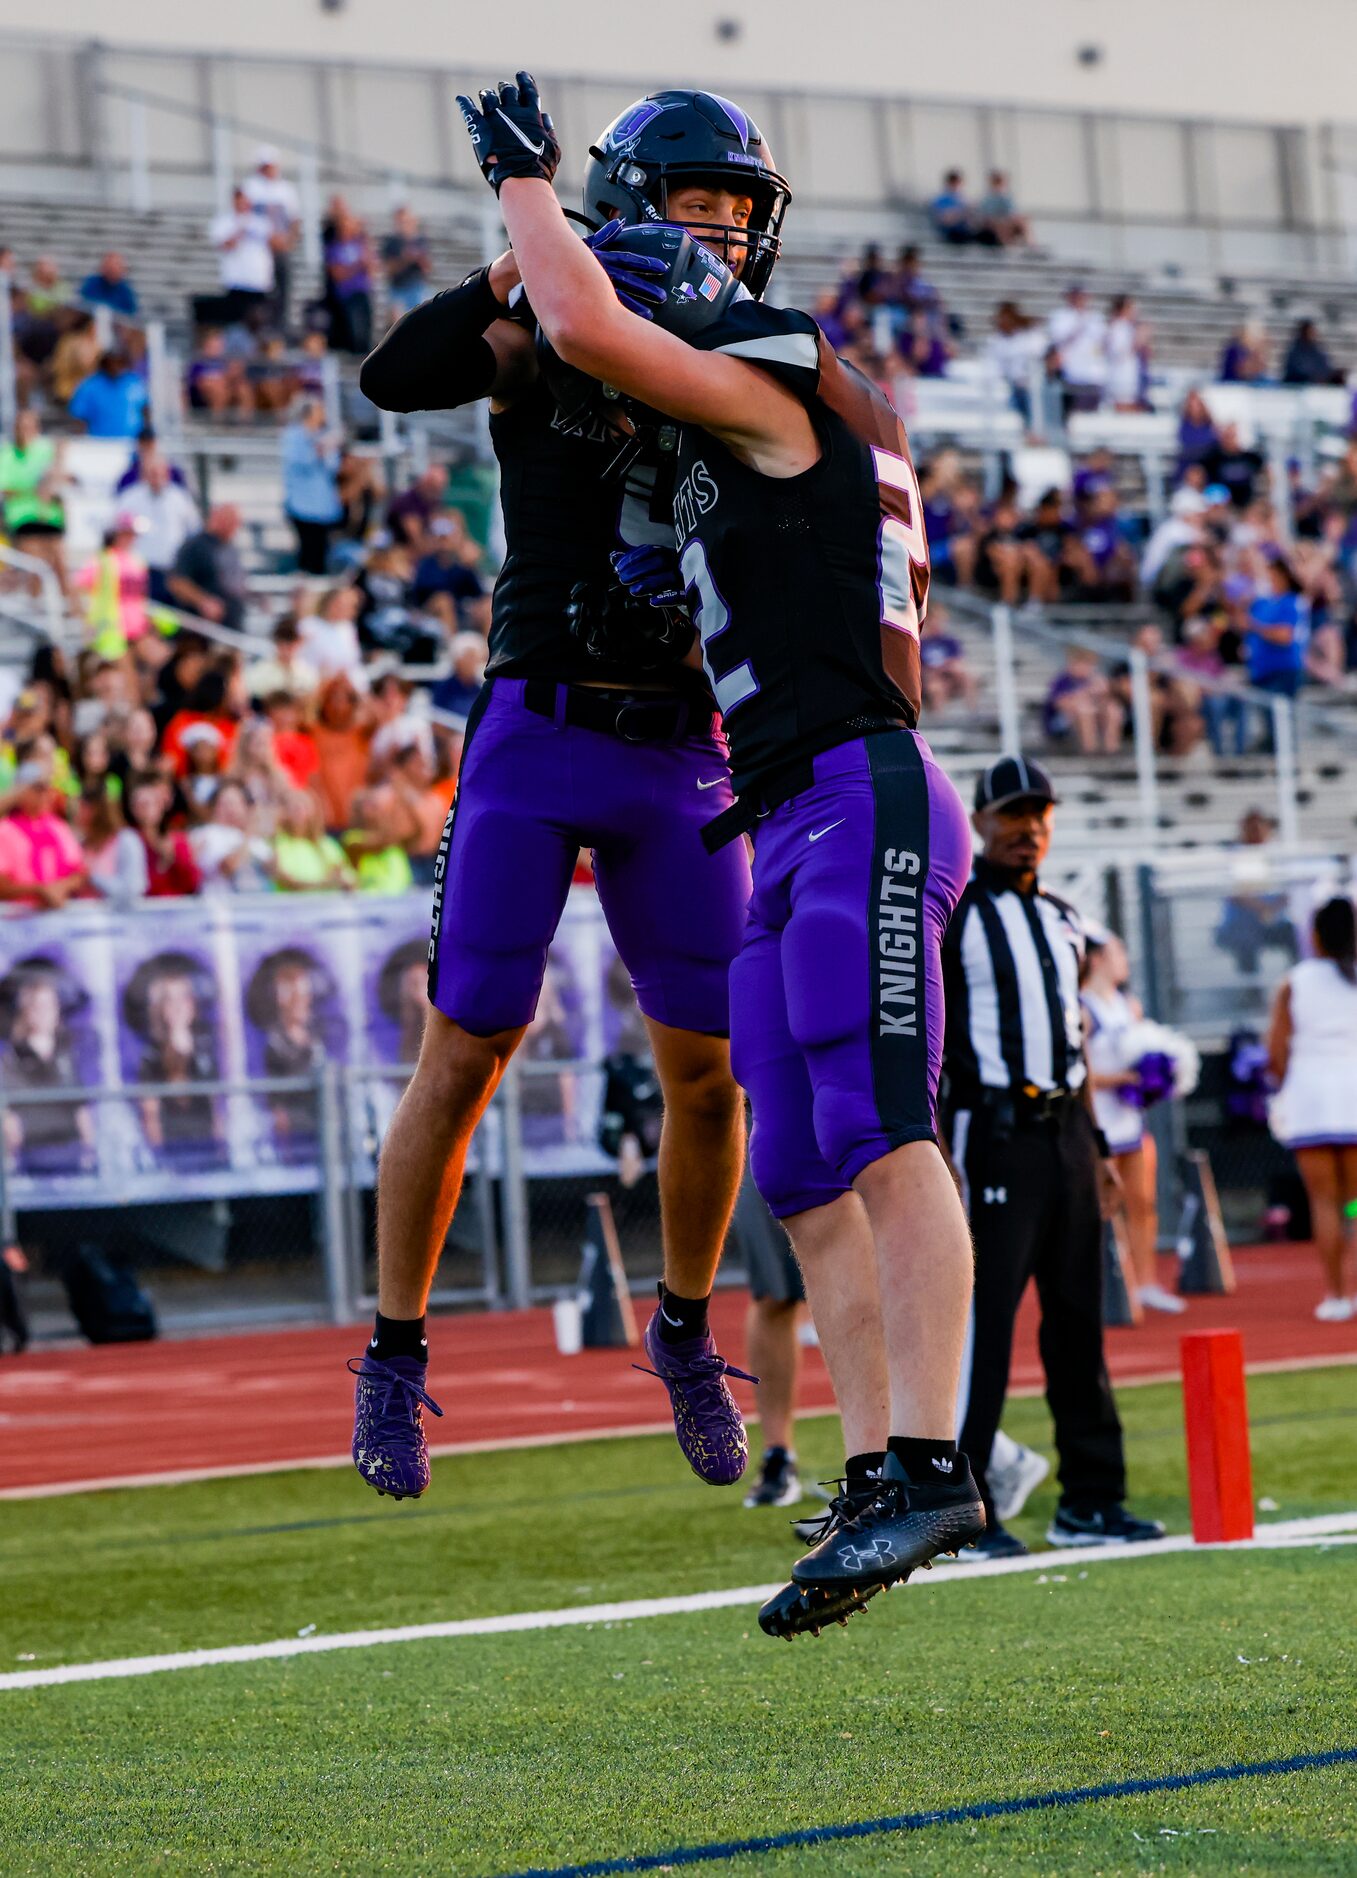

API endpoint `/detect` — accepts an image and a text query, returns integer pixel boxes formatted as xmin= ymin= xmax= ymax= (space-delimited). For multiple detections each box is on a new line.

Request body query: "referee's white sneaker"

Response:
xmin=989 ymin=1437 xmax=1050 ymax=1523
xmin=1314 ymin=1295 xmax=1354 ymax=1323
xmin=1046 ymin=1503 xmax=1166 ymax=1547
xmin=1138 ymin=1282 xmax=1187 ymax=1315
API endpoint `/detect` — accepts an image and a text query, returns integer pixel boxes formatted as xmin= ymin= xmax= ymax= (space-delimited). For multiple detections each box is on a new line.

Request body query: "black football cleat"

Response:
xmin=790 ymin=1451 xmax=985 ymax=1595
xmin=757 ymin=1477 xmax=885 ymax=1640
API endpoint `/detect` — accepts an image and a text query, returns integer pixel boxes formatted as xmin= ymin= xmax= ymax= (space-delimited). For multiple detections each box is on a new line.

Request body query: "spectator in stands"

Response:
xmin=1175 ymin=388 xmax=1219 ymax=478
xmin=168 ymin=505 xmax=249 ymax=632
xmin=242 ymin=146 xmax=301 ymax=329
xmin=389 ymin=736 xmax=456 ymax=884
xmin=1219 ymin=318 xmax=1270 ymax=384
xmin=891 ymin=245 xmax=940 ymax=314
xmin=387 ymin=464 xmax=448 ymax=552
xmin=1203 ymin=424 xmax=1264 ymax=510
xmin=190 ymin=778 xmax=273 ymax=894
xmin=324 ymin=203 xmax=374 ymax=356
xmin=78 ymin=785 xmax=148 ymax=904
xmin=1045 ymin=646 xmax=1124 ymax=755
xmin=299 ymin=585 xmax=364 ymax=680
xmin=0 ymin=757 xmax=88 ymax=910
xmin=68 ymin=350 xmax=148 ymax=440
xmin=1047 ymin=285 xmax=1107 ymax=413
xmin=930 ymin=169 xmax=988 ymax=245
xmin=25 ymin=255 xmax=70 ymax=319
xmin=0 ymin=408 xmax=69 ymax=587
xmin=72 ymin=513 xmax=152 ymax=660
xmin=117 ymin=452 xmax=201 ymax=604
xmin=974 ymin=487 xmax=1049 ymax=607
xmin=1179 ymin=610 xmax=1248 ymax=757
xmin=115 ymin=428 xmax=187 ymax=495
xmin=248 ymin=617 xmax=320 ymax=704
xmin=411 ymin=513 xmax=489 ymax=630
xmin=430 ymin=630 xmax=489 ymax=719
xmin=1111 ymin=622 xmax=1203 ymax=757
xmin=281 ymin=398 xmax=343 ymax=577
xmin=50 ymin=311 xmax=100 ymax=407
xmin=161 ymin=665 xmax=241 ymax=777
xmin=1016 ymin=486 xmax=1077 ymax=600
xmin=1215 ymin=809 xmax=1297 ymax=976
xmin=852 ymin=243 xmax=890 ymax=304
xmin=343 ymin=782 xmax=417 ymax=893
xmin=210 ymin=187 xmax=275 ymax=326
xmin=272 ymin=787 xmax=355 ymax=891
xmin=261 ymin=689 xmax=320 ymax=791
xmin=1142 ymin=485 xmax=1207 ymax=588
xmin=986 ymin=301 xmax=1045 ymax=424
xmin=1059 ymin=481 xmax=1138 ymax=605
xmin=810 ymin=286 xmax=856 ymax=354
xmin=1282 ymin=318 xmax=1341 ymax=386
xmin=125 ymin=771 xmax=201 ymax=898
xmin=978 ymin=170 xmax=1031 ymax=248
xmin=1246 ymin=554 xmax=1310 ymax=719
xmin=185 ymin=329 xmax=254 ymax=419
xmin=919 ymin=451 xmax=978 ymax=589
xmin=312 ymin=672 xmax=374 ymax=829
xmin=1105 ymin=295 xmax=1150 ymax=411
xmin=79 ymin=251 xmax=138 ymax=319
xmin=382 ymin=206 xmax=432 ymax=325
xmin=919 ymin=605 xmax=977 ymax=714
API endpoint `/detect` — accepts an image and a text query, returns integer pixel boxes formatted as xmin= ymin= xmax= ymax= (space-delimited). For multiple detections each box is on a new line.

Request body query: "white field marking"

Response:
xmin=3 ymin=1513 xmax=1354 ymax=1695
xmin=4 ymin=1349 xmax=1353 ymax=1501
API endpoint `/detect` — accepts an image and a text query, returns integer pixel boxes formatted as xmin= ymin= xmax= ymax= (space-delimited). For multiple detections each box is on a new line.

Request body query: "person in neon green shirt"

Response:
xmin=271 ymin=788 xmax=355 ymax=892
xmin=0 ymin=411 xmax=69 ymax=586
xmin=342 ymin=783 xmax=416 ymax=893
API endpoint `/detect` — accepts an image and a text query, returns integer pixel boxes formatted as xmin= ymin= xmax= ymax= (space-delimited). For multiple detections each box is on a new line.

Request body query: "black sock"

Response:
xmin=887 ymin=1436 xmax=961 ymax=1488
xmin=370 ymin=1312 xmax=428 ymax=1363
xmin=846 ymin=1450 xmax=887 ymax=1494
xmin=655 ymin=1282 xmax=710 ymax=1344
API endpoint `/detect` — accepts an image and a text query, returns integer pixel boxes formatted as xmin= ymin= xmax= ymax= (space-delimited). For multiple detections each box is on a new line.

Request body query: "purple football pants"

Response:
xmin=730 ymin=730 xmax=972 ymax=1218
xmin=428 ymin=679 xmax=751 ymax=1037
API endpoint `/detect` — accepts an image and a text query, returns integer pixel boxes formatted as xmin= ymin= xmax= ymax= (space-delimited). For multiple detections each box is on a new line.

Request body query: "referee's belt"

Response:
xmin=522 ymin=679 xmax=714 ymax=744
xmin=978 ymin=1084 xmax=1077 ymax=1127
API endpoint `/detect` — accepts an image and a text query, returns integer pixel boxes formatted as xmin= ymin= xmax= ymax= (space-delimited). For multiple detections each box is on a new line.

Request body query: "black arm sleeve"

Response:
xmin=358 ymin=267 xmax=504 ymax=413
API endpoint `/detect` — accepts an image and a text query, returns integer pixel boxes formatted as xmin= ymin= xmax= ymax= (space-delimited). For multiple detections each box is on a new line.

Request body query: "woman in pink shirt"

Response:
xmin=0 ymin=763 xmax=89 ymax=908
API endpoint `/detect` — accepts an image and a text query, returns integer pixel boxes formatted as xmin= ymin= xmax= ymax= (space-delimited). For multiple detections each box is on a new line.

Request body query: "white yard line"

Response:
xmin=3 ymin=1512 xmax=1354 ymax=1695
xmin=4 ymin=1350 xmax=1354 ymax=1501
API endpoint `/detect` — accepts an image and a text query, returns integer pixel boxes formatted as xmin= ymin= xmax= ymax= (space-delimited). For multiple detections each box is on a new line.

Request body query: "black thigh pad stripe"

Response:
xmin=866 ymin=734 xmax=932 ymax=1137
xmin=426 ymin=680 xmax=495 ymax=1001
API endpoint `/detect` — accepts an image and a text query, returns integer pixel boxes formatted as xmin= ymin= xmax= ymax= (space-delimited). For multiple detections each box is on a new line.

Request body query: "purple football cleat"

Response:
xmin=635 ymin=1310 xmax=754 ymax=1486
xmin=348 ymin=1353 xmax=444 ymax=1500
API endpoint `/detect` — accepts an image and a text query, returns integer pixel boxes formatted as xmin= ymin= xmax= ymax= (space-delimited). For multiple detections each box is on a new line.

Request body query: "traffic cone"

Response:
xmin=1102 ymin=1215 xmax=1143 ymax=1327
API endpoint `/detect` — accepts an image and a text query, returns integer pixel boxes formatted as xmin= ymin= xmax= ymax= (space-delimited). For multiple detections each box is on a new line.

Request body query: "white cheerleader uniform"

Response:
xmin=1271 ymin=957 xmax=1357 ymax=1148
xmin=1082 ymin=986 xmax=1144 ymax=1153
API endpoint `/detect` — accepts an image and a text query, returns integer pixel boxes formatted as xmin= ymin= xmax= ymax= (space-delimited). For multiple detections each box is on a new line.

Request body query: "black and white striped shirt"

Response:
xmin=942 ymin=858 xmax=1087 ymax=1099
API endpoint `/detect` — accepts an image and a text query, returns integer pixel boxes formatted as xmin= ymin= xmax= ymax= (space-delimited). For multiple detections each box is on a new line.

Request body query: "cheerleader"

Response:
xmin=1081 ymin=927 xmax=1185 ymax=1315
xmin=1267 ymin=896 xmax=1357 ymax=1321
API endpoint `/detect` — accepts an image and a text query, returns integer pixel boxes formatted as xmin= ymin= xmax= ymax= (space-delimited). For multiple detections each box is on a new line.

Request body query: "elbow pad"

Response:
xmin=359 ymin=267 xmax=503 ymax=412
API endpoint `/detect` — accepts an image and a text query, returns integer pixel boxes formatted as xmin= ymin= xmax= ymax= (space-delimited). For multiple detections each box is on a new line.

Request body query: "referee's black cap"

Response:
xmin=974 ymin=754 xmax=1060 ymax=813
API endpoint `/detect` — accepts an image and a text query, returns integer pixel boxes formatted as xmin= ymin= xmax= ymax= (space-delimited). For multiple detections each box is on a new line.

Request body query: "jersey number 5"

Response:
xmin=680 ymin=538 xmax=758 ymax=717
xmin=872 ymin=445 xmax=929 ymax=638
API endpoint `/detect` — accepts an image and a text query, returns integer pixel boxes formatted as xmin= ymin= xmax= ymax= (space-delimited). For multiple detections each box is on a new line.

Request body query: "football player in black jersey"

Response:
xmin=461 ymin=74 xmax=985 ymax=1634
xmin=348 ymin=92 xmax=798 ymax=1502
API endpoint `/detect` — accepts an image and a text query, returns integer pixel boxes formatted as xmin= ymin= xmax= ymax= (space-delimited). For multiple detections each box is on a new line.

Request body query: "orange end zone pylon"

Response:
xmin=1181 ymin=1329 xmax=1254 ymax=1543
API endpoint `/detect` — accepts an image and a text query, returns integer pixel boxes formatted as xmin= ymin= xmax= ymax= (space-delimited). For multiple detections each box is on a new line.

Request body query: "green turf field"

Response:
xmin=1 ymin=1364 xmax=1354 ymax=1877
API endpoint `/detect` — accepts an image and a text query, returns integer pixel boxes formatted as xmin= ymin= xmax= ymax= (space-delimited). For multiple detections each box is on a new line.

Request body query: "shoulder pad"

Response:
xmin=687 ymin=300 xmax=822 ymax=403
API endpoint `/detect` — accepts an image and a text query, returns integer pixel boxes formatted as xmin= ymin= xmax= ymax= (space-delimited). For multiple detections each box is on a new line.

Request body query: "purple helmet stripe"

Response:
xmin=704 ymin=93 xmax=751 ymax=150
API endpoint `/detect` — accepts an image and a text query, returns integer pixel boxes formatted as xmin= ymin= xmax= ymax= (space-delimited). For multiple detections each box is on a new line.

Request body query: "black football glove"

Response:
xmin=455 ymin=72 xmax=561 ymax=194
xmin=567 ymin=576 xmax=696 ymax=671
xmin=611 ymin=544 xmax=687 ymax=610
xmin=583 ymin=219 xmax=670 ymax=319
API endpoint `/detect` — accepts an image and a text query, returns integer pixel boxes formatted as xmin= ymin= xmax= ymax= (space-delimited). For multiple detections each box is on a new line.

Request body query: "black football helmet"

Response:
xmin=583 ymin=91 xmax=791 ymax=300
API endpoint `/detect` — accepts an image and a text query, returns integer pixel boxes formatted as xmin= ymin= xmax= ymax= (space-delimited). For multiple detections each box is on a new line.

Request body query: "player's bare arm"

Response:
xmin=458 ymin=74 xmax=817 ymax=477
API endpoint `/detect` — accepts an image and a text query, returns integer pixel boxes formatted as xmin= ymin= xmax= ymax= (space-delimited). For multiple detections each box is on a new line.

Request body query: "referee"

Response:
xmin=942 ymin=756 xmax=1165 ymax=1558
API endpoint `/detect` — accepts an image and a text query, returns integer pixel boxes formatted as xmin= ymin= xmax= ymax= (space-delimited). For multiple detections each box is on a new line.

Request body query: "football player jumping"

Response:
xmin=349 ymin=91 xmax=800 ymax=1501
xmin=459 ymin=73 xmax=986 ymax=1636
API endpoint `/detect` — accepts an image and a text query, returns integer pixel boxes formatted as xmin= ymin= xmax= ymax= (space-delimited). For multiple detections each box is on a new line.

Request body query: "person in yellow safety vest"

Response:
xmin=73 ymin=514 xmax=177 ymax=661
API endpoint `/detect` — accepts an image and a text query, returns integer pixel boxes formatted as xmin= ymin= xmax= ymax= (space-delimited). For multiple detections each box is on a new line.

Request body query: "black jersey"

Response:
xmin=672 ymin=301 xmax=929 ymax=795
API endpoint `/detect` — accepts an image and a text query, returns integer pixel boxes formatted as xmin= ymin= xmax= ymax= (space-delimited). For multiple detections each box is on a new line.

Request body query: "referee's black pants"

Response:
xmin=954 ymin=1099 xmax=1126 ymax=1524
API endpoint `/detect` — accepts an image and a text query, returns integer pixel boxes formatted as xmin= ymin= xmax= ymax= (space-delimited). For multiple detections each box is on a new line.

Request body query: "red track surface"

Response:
xmin=1 ymin=1246 xmax=1352 ymax=1495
